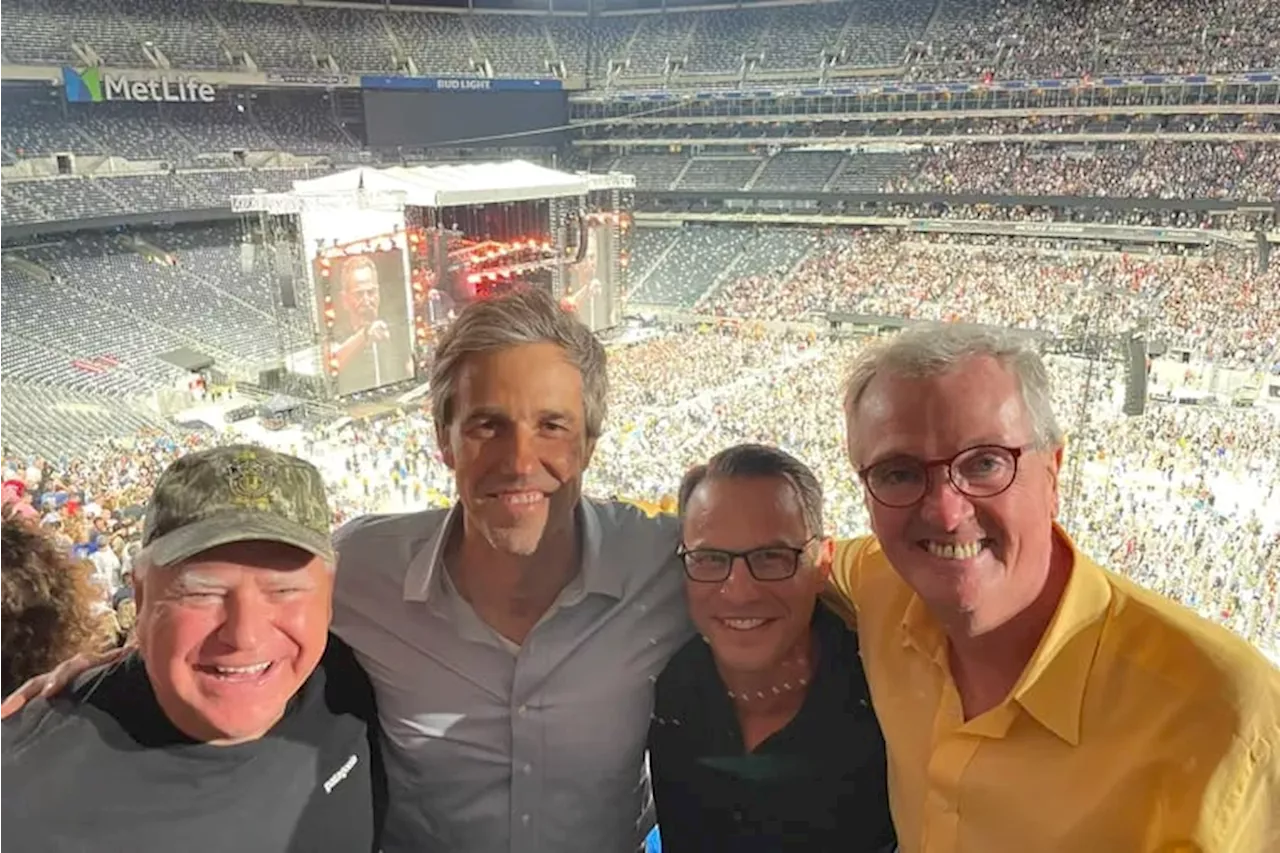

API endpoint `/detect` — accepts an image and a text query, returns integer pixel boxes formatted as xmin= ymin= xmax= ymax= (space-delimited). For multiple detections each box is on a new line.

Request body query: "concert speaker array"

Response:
xmin=1122 ymin=336 xmax=1148 ymax=417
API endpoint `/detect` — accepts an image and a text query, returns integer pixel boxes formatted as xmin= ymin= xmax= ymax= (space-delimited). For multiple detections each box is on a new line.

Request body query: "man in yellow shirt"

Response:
xmin=832 ymin=323 xmax=1279 ymax=853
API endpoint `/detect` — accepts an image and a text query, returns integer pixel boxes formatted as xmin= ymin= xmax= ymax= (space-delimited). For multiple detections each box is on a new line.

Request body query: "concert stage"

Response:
xmin=233 ymin=160 xmax=635 ymax=401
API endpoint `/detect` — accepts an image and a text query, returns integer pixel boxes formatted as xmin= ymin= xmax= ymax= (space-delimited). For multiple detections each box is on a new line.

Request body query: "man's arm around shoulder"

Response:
xmin=827 ymin=535 xmax=878 ymax=617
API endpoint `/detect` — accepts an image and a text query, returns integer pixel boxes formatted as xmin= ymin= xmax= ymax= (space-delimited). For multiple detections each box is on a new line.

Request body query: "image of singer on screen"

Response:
xmin=328 ymin=253 xmax=414 ymax=396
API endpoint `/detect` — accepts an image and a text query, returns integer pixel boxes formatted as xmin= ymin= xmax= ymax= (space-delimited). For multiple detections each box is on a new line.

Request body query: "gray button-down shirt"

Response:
xmin=332 ymin=499 xmax=692 ymax=853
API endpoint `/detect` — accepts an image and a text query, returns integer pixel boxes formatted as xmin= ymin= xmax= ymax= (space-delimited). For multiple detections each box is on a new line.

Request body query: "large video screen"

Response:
xmin=363 ymin=90 xmax=568 ymax=148
xmin=314 ymin=250 xmax=415 ymax=396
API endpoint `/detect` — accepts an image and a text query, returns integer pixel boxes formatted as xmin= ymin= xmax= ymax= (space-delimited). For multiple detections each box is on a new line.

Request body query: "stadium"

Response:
xmin=1 ymin=0 xmax=1277 ymax=695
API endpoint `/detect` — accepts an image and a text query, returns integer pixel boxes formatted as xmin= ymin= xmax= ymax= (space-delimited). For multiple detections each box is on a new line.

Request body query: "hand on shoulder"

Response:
xmin=1 ymin=647 xmax=129 ymax=720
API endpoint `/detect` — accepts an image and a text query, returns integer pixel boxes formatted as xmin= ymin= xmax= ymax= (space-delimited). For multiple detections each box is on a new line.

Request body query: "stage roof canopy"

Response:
xmin=259 ymin=394 xmax=305 ymax=417
xmin=157 ymin=347 xmax=215 ymax=373
xmin=292 ymin=160 xmax=589 ymax=208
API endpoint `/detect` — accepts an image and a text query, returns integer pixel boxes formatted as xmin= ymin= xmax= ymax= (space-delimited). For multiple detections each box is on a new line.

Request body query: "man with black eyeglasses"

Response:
xmin=834 ymin=324 xmax=1279 ymax=853
xmin=648 ymin=444 xmax=896 ymax=853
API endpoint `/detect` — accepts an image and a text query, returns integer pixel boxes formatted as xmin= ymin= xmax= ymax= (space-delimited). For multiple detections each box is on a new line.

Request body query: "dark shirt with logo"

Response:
xmin=1 ymin=634 xmax=384 ymax=853
xmin=649 ymin=601 xmax=896 ymax=853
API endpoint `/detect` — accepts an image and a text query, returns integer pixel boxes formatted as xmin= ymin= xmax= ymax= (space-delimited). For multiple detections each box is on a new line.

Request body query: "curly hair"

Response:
xmin=1 ymin=518 xmax=103 ymax=697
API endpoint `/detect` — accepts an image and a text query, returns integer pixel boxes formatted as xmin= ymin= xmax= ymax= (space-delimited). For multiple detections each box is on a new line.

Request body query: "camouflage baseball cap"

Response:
xmin=142 ymin=444 xmax=334 ymax=567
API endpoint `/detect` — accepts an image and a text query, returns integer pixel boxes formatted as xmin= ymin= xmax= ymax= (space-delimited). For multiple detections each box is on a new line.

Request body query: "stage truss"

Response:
xmin=231 ymin=189 xmax=409 ymax=216
xmin=233 ymin=170 xmax=633 ymax=404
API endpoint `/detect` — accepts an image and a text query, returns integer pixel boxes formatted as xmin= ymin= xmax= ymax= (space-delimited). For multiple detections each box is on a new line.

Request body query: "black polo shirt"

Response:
xmin=649 ymin=601 xmax=895 ymax=853
xmin=2 ymin=633 xmax=385 ymax=853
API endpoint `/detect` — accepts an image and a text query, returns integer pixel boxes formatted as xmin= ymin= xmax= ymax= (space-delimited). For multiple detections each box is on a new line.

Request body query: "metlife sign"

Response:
xmin=62 ymin=67 xmax=216 ymax=104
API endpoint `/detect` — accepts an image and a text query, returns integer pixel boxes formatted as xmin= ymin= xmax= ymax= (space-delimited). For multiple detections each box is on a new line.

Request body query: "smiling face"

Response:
xmin=135 ymin=541 xmax=332 ymax=745
xmin=848 ymin=355 xmax=1062 ymax=634
xmin=439 ymin=342 xmax=593 ymax=557
xmin=682 ymin=475 xmax=832 ymax=676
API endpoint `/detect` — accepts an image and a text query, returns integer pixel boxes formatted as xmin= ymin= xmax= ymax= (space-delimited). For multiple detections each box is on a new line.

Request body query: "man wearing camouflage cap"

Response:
xmin=2 ymin=445 xmax=385 ymax=853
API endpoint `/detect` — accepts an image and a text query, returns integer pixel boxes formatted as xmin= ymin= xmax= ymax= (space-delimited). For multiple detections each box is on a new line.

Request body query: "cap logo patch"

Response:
xmin=224 ymin=452 xmax=271 ymax=509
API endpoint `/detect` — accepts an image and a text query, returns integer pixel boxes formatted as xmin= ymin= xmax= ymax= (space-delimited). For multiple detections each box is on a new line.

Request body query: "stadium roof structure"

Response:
xmin=291 ymin=160 xmax=589 ymax=209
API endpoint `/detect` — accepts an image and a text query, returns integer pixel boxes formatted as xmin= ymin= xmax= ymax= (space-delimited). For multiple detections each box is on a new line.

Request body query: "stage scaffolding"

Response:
xmin=234 ymin=188 xmax=408 ymax=395
xmin=1056 ymin=271 xmax=1153 ymax=532
xmin=232 ymin=165 xmax=635 ymax=402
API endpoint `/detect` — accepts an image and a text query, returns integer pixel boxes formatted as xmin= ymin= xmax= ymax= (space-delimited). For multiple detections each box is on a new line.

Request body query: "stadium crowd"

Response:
xmin=905 ymin=0 xmax=1279 ymax=80
xmin=890 ymin=141 xmax=1280 ymax=202
xmin=4 ymin=325 xmax=1278 ymax=666
xmin=3 ymin=0 xmax=1279 ymax=849
xmin=605 ymin=141 xmax=1280 ymax=201
xmin=697 ymin=231 xmax=1280 ymax=367
xmin=3 ymin=0 xmax=1276 ymax=81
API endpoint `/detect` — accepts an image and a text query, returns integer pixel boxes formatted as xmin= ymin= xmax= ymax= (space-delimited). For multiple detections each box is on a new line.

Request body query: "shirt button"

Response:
xmin=732 ymin=810 xmax=743 ymax=822
xmin=521 ymin=814 xmax=531 ymax=826
xmin=517 ymin=705 xmax=528 ymax=716
xmin=522 ymin=763 xmax=532 ymax=775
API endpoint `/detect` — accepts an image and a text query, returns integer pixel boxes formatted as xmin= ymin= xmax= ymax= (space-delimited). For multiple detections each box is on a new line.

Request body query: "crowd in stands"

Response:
xmin=1 ymin=93 xmax=358 ymax=165
xmin=574 ymin=114 xmax=1274 ymax=144
xmin=602 ymin=142 xmax=1280 ymax=202
xmin=890 ymin=141 xmax=1280 ymax=201
xmin=1 ymin=224 xmax=313 ymax=393
xmin=858 ymin=204 xmax=1275 ymax=232
xmin=5 ymin=328 xmax=1277 ymax=666
xmin=0 ymin=167 xmax=335 ymax=228
xmin=906 ymin=0 xmax=1279 ymax=80
xmin=2 ymin=0 xmax=1276 ymax=81
xmin=627 ymin=228 xmax=1280 ymax=368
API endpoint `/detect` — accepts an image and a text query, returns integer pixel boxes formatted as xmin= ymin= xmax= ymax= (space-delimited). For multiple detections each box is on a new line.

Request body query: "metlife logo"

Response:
xmin=62 ymin=67 xmax=216 ymax=104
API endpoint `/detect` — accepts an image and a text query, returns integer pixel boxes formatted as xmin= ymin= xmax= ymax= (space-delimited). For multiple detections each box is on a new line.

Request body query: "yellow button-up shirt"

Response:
xmin=833 ymin=529 xmax=1280 ymax=853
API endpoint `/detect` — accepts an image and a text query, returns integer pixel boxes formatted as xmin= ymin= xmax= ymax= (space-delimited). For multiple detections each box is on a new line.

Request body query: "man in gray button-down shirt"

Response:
xmin=332 ymin=287 xmax=693 ymax=853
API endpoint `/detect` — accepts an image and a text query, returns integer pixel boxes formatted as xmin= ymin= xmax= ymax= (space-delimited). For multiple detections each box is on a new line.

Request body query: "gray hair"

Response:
xmin=130 ymin=543 xmax=335 ymax=581
xmin=678 ymin=444 xmax=824 ymax=537
xmin=842 ymin=324 xmax=1064 ymax=458
xmin=430 ymin=287 xmax=608 ymax=439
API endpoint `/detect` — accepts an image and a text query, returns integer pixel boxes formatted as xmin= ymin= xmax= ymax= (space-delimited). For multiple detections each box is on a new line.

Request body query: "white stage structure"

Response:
xmin=233 ymin=160 xmax=635 ymax=400
xmin=290 ymin=160 xmax=592 ymax=207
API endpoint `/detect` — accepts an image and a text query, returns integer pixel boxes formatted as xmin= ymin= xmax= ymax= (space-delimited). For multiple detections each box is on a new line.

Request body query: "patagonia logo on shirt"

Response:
xmin=323 ymin=754 xmax=359 ymax=794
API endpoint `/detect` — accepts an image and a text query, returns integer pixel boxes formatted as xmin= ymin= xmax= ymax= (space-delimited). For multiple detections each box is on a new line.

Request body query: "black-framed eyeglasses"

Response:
xmin=857 ymin=444 xmax=1030 ymax=509
xmin=676 ymin=536 xmax=818 ymax=583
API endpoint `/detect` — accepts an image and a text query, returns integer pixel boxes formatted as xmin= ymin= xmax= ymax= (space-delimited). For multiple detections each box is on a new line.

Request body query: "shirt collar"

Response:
xmin=899 ymin=523 xmax=1112 ymax=745
xmin=901 ymin=591 xmax=947 ymax=664
xmin=402 ymin=498 xmax=621 ymax=603
xmin=1011 ymin=525 xmax=1111 ymax=746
